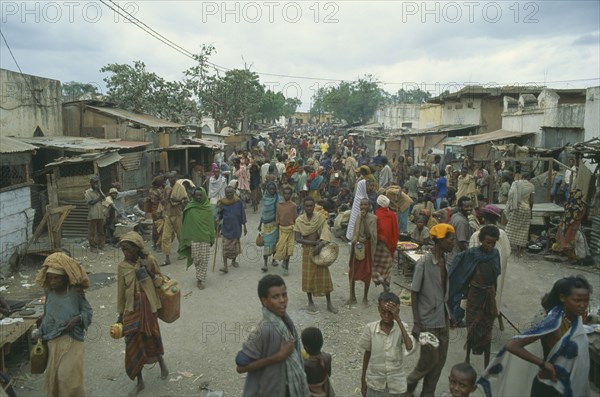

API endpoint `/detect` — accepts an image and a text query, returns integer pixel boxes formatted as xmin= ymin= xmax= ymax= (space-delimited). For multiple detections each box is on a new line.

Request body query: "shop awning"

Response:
xmin=445 ymin=129 xmax=535 ymax=147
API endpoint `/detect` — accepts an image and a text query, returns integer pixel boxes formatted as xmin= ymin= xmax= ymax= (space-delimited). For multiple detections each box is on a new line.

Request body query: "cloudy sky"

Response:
xmin=1 ymin=0 xmax=599 ymax=110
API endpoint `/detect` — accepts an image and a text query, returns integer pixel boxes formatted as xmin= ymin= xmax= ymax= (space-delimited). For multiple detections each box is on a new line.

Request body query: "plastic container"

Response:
xmin=30 ymin=338 xmax=48 ymax=374
xmin=157 ymin=278 xmax=180 ymax=323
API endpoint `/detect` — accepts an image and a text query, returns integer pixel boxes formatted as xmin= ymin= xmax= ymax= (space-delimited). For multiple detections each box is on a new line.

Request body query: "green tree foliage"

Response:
xmin=386 ymin=88 xmax=432 ymax=104
xmin=283 ymin=97 xmax=302 ymax=118
xmin=185 ymin=45 xmax=278 ymax=132
xmin=315 ymin=76 xmax=384 ymax=124
xmin=309 ymin=87 xmax=327 ymax=122
xmin=61 ymin=81 xmax=100 ymax=102
xmin=100 ymin=61 xmax=195 ymax=123
xmin=100 ymin=45 xmax=301 ymax=129
xmin=257 ymin=90 xmax=286 ymax=123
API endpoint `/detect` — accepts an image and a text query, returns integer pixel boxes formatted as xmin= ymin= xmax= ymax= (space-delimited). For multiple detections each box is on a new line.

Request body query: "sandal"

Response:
xmin=219 ymin=268 xmax=228 ymax=274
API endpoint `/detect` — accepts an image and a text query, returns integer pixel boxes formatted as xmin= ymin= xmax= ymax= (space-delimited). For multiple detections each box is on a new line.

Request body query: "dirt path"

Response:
xmin=4 ymin=207 xmax=599 ymax=396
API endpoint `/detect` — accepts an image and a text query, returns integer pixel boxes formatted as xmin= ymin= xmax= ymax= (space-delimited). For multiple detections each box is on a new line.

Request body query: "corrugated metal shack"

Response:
xmin=148 ymin=138 xmax=227 ymax=177
xmin=15 ymin=137 xmax=150 ymax=237
xmin=0 ymin=137 xmax=37 ymax=275
xmin=62 ymin=101 xmax=185 ymax=172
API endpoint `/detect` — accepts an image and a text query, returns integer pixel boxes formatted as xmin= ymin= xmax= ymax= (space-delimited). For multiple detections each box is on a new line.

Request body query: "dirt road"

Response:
xmin=4 ymin=208 xmax=599 ymax=396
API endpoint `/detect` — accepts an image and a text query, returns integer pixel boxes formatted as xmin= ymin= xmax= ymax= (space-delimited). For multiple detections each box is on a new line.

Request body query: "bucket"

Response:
xmin=157 ymin=277 xmax=180 ymax=323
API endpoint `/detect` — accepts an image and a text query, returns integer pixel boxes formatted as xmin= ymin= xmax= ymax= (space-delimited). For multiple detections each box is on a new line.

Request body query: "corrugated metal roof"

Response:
xmin=406 ymin=124 xmax=478 ymax=136
xmin=45 ymin=151 xmax=122 ymax=167
xmin=185 ymin=137 xmax=226 ymax=149
xmin=0 ymin=136 xmax=37 ymax=153
xmin=15 ymin=137 xmax=150 ymax=152
xmin=87 ymin=106 xmax=185 ymax=128
xmin=444 ymin=129 xmax=534 ymax=147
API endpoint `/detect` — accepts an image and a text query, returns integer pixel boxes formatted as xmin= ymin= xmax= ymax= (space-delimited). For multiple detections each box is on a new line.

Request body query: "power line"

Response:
xmin=0 ymin=29 xmax=44 ymax=106
xmin=96 ymin=2 xmax=600 ymax=88
xmin=102 ymin=0 xmax=229 ymax=72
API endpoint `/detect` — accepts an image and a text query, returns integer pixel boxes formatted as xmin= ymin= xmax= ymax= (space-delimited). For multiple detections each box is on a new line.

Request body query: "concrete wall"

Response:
xmin=440 ymin=98 xmax=483 ymax=126
xmin=419 ymin=103 xmax=442 ymax=129
xmin=0 ymin=68 xmax=62 ymax=137
xmin=502 ymin=89 xmax=586 ymax=147
xmin=374 ymin=104 xmax=420 ymax=130
xmin=0 ymin=186 xmax=35 ymax=276
xmin=480 ymin=97 xmax=503 ymax=133
xmin=583 ymin=86 xmax=600 ymax=172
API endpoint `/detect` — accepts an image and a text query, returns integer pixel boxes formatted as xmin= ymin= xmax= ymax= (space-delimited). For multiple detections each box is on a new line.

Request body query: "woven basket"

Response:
xmin=312 ymin=242 xmax=339 ymax=267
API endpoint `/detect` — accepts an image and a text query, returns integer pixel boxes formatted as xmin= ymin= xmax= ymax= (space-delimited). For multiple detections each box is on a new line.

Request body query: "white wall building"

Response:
xmin=583 ymin=86 xmax=600 ymax=172
xmin=374 ymin=103 xmax=420 ymax=130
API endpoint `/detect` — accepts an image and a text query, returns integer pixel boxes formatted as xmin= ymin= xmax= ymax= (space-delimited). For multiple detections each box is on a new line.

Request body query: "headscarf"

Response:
xmin=35 ymin=252 xmax=90 ymax=289
xmin=171 ymin=179 xmax=195 ymax=201
xmin=506 ymin=179 xmax=535 ymax=212
xmin=377 ymin=194 xmax=390 ymax=208
xmin=208 ymin=174 xmax=227 ymax=201
xmin=178 ymin=187 xmax=216 ymax=267
xmin=119 ymin=231 xmax=146 ymax=252
xmin=481 ymin=204 xmax=502 ymax=218
xmin=262 ymin=181 xmax=280 ymax=223
xmin=151 ymin=176 xmax=164 ymax=188
xmin=346 ymin=179 xmax=369 ymax=240
xmin=429 ymin=223 xmax=455 ymax=239
xmin=293 ymin=211 xmax=331 ymax=242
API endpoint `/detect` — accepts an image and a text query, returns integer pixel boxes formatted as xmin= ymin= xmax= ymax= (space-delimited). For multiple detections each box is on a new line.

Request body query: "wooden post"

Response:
xmin=487 ymin=155 xmax=498 ymax=204
xmin=46 ymin=174 xmax=61 ymax=250
xmin=547 ymin=159 xmax=553 ymax=202
xmin=184 ymin=148 xmax=189 ymax=176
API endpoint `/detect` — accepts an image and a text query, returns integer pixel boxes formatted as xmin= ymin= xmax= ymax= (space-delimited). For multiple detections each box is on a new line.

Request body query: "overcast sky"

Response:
xmin=1 ymin=1 xmax=599 ymax=110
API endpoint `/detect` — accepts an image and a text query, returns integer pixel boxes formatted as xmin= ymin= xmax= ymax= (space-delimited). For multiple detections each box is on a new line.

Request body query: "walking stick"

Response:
xmin=500 ymin=311 xmax=521 ymax=334
xmin=212 ymin=220 xmax=220 ymax=272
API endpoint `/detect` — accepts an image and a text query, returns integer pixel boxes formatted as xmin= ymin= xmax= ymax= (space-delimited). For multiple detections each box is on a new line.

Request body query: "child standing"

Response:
xmin=359 ymin=292 xmax=414 ymax=397
xmin=411 ymin=215 xmax=431 ymax=245
xmin=275 ymin=187 xmax=298 ymax=276
xmin=301 ymin=327 xmax=335 ymax=397
xmin=443 ymin=363 xmax=478 ymax=397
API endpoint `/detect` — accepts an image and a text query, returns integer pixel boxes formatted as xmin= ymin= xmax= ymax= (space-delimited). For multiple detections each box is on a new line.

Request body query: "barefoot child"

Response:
xmin=444 ymin=363 xmax=478 ymax=397
xmin=359 ymin=292 xmax=414 ymax=397
xmin=301 ymin=327 xmax=335 ymax=397
xmin=275 ymin=187 xmax=298 ymax=276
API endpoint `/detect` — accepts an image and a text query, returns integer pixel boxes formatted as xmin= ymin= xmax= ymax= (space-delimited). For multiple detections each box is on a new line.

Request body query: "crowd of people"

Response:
xmin=26 ymin=125 xmax=593 ymax=397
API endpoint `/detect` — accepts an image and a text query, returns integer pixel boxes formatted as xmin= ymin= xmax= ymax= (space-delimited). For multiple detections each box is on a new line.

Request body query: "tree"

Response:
xmin=62 ymin=81 xmax=100 ymax=102
xmin=309 ymin=87 xmax=327 ymax=123
xmin=257 ymin=90 xmax=286 ymax=123
xmin=283 ymin=97 xmax=302 ymax=118
xmin=100 ymin=61 xmax=196 ymax=123
xmin=387 ymin=88 xmax=432 ymax=104
xmin=185 ymin=46 xmax=265 ymax=133
xmin=319 ymin=75 xmax=384 ymax=124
